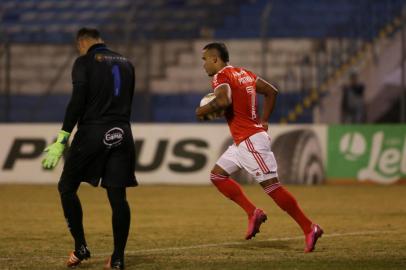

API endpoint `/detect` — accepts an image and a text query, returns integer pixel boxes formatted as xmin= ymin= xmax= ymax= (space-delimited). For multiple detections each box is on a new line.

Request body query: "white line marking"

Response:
xmin=0 ymin=230 xmax=395 ymax=261
xmin=121 ymin=230 xmax=394 ymax=256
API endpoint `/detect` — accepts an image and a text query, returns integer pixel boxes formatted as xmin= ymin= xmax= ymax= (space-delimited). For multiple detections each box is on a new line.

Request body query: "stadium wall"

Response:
xmin=0 ymin=124 xmax=404 ymax=185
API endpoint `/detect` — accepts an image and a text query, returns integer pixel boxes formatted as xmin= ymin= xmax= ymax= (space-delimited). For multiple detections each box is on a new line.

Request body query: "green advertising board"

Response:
xmin=328 ymin=125 xmax=406 ymax=184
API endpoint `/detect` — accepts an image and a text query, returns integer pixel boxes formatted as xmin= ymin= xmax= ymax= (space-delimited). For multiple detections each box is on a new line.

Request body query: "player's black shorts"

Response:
xmin=59 ymin=123 xmax=138 ymax=188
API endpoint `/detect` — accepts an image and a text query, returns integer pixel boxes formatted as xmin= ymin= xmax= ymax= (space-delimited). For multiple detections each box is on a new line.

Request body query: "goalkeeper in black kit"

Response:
xmin=42 ymin=28 xmax=137 ymax=269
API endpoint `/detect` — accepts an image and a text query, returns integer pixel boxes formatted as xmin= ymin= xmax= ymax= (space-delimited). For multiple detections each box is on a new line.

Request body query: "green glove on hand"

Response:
xmin=42 ymin=130 xmax=70 ymax=170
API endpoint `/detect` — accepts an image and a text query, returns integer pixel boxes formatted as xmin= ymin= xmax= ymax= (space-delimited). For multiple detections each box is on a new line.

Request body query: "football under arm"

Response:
xmin=195 ymin=84 xmax=231 ymax=119
xmin=256 ymin=77 xmax=278 ymax=125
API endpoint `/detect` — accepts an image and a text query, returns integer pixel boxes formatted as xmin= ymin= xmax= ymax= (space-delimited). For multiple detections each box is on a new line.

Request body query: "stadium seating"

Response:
xmin=0 ymin=91 xmax=313 ymax=123
xmin=215 ymin=0 xmax=405 ymax=39
xmin=2 ymin=0 xmax=404 ymax=43
xmin=1 ymin=0 xmax=131 ymax=43
xmin=1 ymin=0 xmax=244 ymax=43
xmin=150 ymin=39 xmax=316 ymax=93
xmin=1 ymin=0 xmax=404 ymax=123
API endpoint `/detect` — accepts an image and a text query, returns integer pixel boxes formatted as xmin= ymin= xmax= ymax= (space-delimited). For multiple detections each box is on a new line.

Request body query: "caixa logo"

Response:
xmin=103 ymin=127 xmax=124 ymax=148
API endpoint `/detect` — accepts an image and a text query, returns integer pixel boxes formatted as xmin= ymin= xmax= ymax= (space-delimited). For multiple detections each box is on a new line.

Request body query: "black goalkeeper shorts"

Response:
xmin=59 ymin=123 xmax=138 ymax=188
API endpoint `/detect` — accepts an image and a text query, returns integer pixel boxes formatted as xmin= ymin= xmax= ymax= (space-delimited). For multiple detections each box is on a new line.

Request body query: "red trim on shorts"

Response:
xmin=245 ymin=139 xmax=266 ymax=172
xmin=245 ymin=138 xmax=270 ymax=174
xmin=246 ymin=138 xmax=270 ymax=173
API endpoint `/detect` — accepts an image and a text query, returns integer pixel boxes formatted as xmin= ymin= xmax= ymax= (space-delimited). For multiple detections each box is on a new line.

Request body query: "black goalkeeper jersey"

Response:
xmin=62 ymin=43 xmax=135 ymax=132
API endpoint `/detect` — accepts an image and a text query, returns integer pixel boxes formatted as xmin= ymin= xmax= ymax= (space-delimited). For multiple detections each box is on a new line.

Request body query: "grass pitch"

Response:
xmin=0 ymin=184 xmax=405 ymax=270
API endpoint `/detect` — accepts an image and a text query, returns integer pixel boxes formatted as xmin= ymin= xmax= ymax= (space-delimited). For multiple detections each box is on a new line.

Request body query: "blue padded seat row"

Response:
xmin=215 ymin=0 xmax=405 ymax=39
xmin=1 ymin=0 xmax=244 ymax=43
xmin=0 ymin=92 xmax=312 ymax=123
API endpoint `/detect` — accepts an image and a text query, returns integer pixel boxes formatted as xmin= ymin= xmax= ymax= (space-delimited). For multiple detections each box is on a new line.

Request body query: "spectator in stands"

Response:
xmin=341 ymin=71 xmax=365 ymax=123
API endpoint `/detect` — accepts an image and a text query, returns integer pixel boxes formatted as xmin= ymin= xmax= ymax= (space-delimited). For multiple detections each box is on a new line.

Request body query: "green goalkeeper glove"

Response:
xmin=42 ymin=130 xmax=70 ymax=170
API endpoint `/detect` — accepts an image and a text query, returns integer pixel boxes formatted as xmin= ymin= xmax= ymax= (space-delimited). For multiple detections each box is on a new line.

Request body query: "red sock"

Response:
xmin=264 ymin=183 xmax=312 ymax=234
xmin=210 ymin=173 xmax=256 ymax=216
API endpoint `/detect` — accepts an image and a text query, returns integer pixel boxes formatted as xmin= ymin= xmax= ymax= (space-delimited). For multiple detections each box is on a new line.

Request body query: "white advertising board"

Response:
xmin=0 ymin=124 xmax=327 ymax=185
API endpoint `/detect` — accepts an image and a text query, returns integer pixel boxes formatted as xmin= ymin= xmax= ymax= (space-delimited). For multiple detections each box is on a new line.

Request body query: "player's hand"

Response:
xmin=197 ymin=116 xmax=208 ymax=121
xmin=195 ymin=108 xmax=207 ymax=121
xmin=42 ymin=130 xmax=70 ymax=170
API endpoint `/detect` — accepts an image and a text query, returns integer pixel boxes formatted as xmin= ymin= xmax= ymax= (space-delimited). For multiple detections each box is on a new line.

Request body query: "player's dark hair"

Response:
xmin=203 ymin=42 xmax=229 ymax=63
xmin=76 ymin=27 xmax=101 ymax=40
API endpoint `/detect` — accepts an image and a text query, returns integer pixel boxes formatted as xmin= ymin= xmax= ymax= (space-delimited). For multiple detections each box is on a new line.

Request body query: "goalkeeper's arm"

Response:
xmin=42 ymin=58 xmax=87 ymax=169
xmin=62 ymin=57 xmax=88 ymax=133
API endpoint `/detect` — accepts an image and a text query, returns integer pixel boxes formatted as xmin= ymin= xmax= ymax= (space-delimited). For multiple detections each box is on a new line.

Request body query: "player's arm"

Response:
xmin=195 ymin=84 xmax=231 ymax=121
xmin=256 ymin=77 xmax=278 ymax=131
xmin=62 ymin=57 xmax=88 ymax=133
xmin=42 ymin=57 xmax=88 ymax=169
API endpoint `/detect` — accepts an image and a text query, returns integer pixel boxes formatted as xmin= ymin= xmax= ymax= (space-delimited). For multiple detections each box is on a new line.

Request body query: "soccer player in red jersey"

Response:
xmin=195 ymin=43 xmax=323 ymax=253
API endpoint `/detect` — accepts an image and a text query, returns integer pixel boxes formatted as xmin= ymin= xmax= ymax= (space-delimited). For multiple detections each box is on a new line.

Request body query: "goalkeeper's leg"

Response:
xmin=58 ymin=180 xmax=88 ymax=252
xmin=106 ymin=187 xmax=130 ymax=267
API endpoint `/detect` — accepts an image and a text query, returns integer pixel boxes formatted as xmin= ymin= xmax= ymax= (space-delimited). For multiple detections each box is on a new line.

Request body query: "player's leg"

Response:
xmin=211 ymin=164 xmax=267 ymax=240
xmin=212 ymin=144 xmax=257 ymax=215
xmin=211 ymin=164 xmax=256 ymax=216
xmin=102 ymin=124 xmax=137 ymax=269
xmin=212 ymin=145 xmax=267 ymax=239
xmin=105 ymin=187 xmax=130 ymax=269
xmin=260 ymin=177 xmax=312 ymax=234
xmin=241 ymin=132 xmax=323 ymax=252
xmin=260 ymin=177 xmax=323 ymax=252
xmin=58 ymin=179 xmax=91 ymax=266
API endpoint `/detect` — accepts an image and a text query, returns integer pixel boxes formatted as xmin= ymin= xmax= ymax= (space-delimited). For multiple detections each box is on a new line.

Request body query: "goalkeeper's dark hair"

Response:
xmin=203 ymin=42 xmax=229 ymax=63
xmin=76 ymin=27 xmax=101 ymax=40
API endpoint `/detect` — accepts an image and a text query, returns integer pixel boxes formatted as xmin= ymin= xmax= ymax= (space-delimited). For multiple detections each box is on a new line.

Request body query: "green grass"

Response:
xmin=0 ymin=184 xmax=405 ymax=270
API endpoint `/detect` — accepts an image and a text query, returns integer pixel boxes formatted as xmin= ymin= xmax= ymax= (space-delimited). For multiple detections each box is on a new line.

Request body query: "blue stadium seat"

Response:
xmin=0 ymin=92 xmax=312 ymax=123
xmin=5 ymin=0 xmax=401 ymax=42
xmin=1 ymin=0 xmax=244 ymax=43
xmin=214 ymin=0 xmax=405 ymax=40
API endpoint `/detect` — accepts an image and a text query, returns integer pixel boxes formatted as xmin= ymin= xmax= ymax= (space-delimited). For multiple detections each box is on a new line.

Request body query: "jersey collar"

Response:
xmin=217 ymin=65 xmax=233 ymax=74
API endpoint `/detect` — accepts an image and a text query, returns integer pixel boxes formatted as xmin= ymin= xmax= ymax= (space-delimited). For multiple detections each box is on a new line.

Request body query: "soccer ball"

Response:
xmin=200 ymin=92 xmax=216 ymax=106
xmin=199 ymin=93 xmax=224 ymax=120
